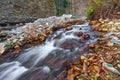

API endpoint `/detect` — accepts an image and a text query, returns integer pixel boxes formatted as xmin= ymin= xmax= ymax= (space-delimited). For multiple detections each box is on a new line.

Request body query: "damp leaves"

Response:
xmin=60 ymin=19 xmax=120 ymax=80
xmin=62 ymin=51 xmax=120 ymax=80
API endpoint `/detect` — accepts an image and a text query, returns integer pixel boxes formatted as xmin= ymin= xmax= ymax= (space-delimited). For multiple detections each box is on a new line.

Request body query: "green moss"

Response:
xmin=86 ymin=6 xmax=95 ymax=19
xmin=92 ymin=77 xmax=97 ymax=80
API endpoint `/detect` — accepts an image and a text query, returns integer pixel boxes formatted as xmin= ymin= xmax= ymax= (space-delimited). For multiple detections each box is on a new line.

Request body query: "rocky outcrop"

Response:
xmin=0 ymin=0 xmax=56 ymax=24
xmin=0 ymin=0 xmax=87 ymax=25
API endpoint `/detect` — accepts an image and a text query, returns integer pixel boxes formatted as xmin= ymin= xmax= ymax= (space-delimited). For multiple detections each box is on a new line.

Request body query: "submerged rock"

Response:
xmin=77 ymin=31 xmax=83 ymax=37
xmin=83 ymin=34 xmax=90 ymax=40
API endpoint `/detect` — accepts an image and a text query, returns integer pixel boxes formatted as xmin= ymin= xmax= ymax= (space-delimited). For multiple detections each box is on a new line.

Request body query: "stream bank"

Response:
xmin=0 ymin=15 xmax=120 ymax=80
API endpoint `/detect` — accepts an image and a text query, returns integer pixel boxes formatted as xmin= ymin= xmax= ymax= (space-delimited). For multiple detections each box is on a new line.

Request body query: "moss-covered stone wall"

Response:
xmin=0 ymin=0 xmax=87 ymax=24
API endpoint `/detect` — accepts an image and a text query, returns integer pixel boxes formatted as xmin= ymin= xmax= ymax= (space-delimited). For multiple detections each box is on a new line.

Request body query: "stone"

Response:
xmin=0 ymin=43 xmax=5 ymax=55
xmin=0 ymin=0 xmax=87 ymax=24
xmin=77 ymin=31 xmax=83 ymax=37
xmin=83 ymin=34 xmax=90 ymax=40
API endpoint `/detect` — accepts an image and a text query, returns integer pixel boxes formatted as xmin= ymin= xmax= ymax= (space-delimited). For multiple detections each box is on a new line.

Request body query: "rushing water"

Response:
xmin=0 ymin=22 xmax=99 ymax=80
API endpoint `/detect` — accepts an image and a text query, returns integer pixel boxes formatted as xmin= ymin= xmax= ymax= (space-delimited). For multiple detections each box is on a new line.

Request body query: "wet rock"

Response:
xmin=46 ymin=30 xmax=53 ymax=35
xmin=83 ymin=34 xmax=90 ymax=40
xmin=0 ymin=30 xmax=10 ymax=41
xmin=97 ymin=38 xmax=103 ymax=42
xmin=58 ymin=39 xmax=80 ymax=50
xmin=54 ymin=33 xmax=62 ymax=39
xmin=77 ymin=31 xmax=83 ymax=37
xmin=75 ymin=20 xmax=85 ymax=25
xmin=0 ymin=42 xmax=11 ymax=54
xmin=88 ymin=44 xmax=99 ymax=50
xmin=0 ymin=33 xmax=7 ymax=38
xmin=0 ymin=43 xmax=5 ymax=55
xmin=18 ymin=69 xmax=50 ymax=80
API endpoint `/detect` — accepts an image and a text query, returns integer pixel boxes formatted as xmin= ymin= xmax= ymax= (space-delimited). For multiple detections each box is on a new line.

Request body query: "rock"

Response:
xmin=77 ymin=31 xmax=83 ymax=37
xmin=75 ymin=20 xmax=85 ymax=25
xmin=0 ymin=0 xmax=88 ymax=24
xmin=0 ymin=0 xmax=56 ymax=24
xmin=0 ymin=33 xmax=7 ymax=38
xmin=97 ymin=38 xmax=103 ymax=42
xmin=83 ymin=34 xmax=90 ymax=40
xmin=0 ymin=30 xmax=9 ymax=41
xmin=0 ymin=43 xmax=5 ymax=55
xmin=58 ymin=39 xmax=80 ymax=49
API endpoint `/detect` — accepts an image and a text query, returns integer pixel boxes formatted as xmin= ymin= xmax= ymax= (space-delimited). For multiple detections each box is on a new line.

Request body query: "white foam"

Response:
xmin=42 ymin=66 xmax=51 ymax=73
xmin=0 ymin=61 xmax=28 ymax=80
xmin=16 ymin=41 xmax=56 ymax=67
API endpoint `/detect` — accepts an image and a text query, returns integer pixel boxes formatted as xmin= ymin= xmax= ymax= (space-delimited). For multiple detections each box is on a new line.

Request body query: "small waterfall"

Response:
xmin=16 ymin=41 xmax=56 ymax=67
xmin=0 ymin=62 xmax=28 ymax=80
xmin=0 ymin=20 xmax=99 ymax=80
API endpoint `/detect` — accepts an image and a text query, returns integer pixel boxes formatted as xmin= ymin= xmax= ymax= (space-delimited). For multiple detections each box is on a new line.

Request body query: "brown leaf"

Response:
xmin=73 ymin=66 xmax=81 ymax=72
xmin=83 ymin=62 xmax=87 ymax=73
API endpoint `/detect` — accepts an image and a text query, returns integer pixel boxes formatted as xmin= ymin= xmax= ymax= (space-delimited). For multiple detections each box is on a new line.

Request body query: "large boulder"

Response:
xmin=0 ymin=0 xmax=56 ymax=24
xmin=0 ymin=0 xmax=87 ymax=24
